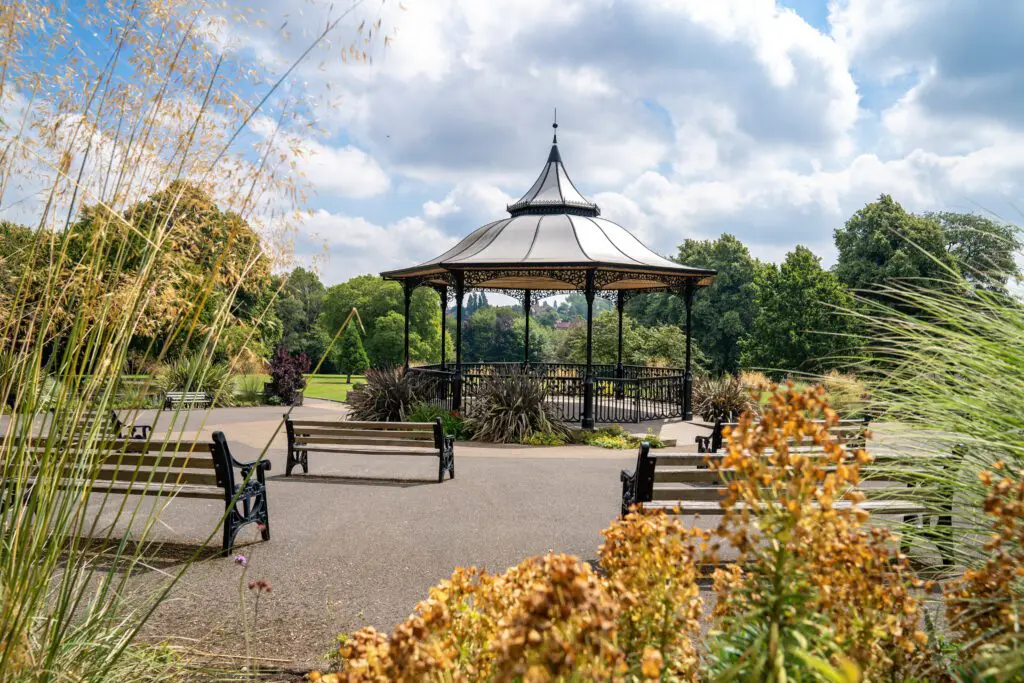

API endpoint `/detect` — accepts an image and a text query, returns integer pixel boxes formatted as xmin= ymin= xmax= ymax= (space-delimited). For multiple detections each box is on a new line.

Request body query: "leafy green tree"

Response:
xmin=833 ymin=195 xmax=955 ymax=300
xmin=320 ymin=275 xmax=441 ymax=367
xmin=552 ymin=311 xmax=706 ymax=369
xmin=556 ymin=292 xmax=611 ymax=321
xmin=741 ymin=246 xmax=858 ymax=376
xmin=275 ymin=267 xmax=335 ymax=370
xmin=928 ymin=211 xmax=1022 ymax=288
xmin=627 ymin=234 xmax=760 ymax=375
xmin=337 ymin=325 xmax=370 ymax=381
xmin=464 ymin=292 xmax=489 ymax=317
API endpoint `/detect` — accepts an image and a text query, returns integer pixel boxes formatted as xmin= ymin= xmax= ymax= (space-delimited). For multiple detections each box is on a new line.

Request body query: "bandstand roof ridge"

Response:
xmin=381 ymin=120 xmax=716 ymax=293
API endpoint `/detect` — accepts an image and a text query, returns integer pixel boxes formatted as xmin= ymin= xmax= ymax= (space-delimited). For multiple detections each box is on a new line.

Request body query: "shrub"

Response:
xmin=406 ymin=402 xmax=471 ymax=440
xmin=573 ymin=426 xmax=666 ymax=450
xmin=692 ymin=374 xmax=756 ymax=421
xmin=600 ymin=511 xmax=702 ymax=679
xmin=707 ymin=384 xmax=928 ymax=680
xmin=521 ymin=430 xmax=569 ymax=446
xmin=157 ymin=353 xmax=235 ymax=406
xmin=821 ymin=369 xmax=867 ymax=418
xmin=267 ymin=346 xmax=310 ymax=405
xmin=944 ymin=466 xmax=1024 ymax=676
xmin=234 ymin=375 xmax=266 ymax=406
xmin=463 ymin=370 xmax=570 ymax=444
xmin=348 ymin=367 xmax=425 ymax=422
xmin=337 ymin=326 xmax=370 ymax=382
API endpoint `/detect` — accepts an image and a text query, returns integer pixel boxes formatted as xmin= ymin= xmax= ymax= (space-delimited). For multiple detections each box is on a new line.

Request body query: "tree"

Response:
xmin=320 ymin=275 xmax=441 ymax=367
xmin=464 ymin=292 xmax=489 ymax=317
xmin=741 ymin=246 xmax=858 ymax=376
xmin=627 ymin=234 xmax=761 ymax=375
xmin=275 ymin=267 xmax=334 ymax=370
xmin=556 ymin=293 xmax=611 ymax=321
xmin=337 ymin=326 xmax=370 ymax=382
xmin=928 ymin=211 xmax=1022 ymax=289
xmin=833 ymin=195 xmax=955 ymax=301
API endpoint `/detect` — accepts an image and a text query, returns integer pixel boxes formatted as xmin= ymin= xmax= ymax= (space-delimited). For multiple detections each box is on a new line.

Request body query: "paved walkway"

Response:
xmin=84 ymin=402 xmax=708 ymax=668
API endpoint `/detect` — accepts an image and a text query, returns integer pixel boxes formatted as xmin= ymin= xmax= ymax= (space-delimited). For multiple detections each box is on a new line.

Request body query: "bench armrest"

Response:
xmin=620 ymin=468 xmax=635 ymax=484
xmin=130 ymin=424 xmax=152 ymax=440
xmin=233 ymin=456 xmax=272 ymax=472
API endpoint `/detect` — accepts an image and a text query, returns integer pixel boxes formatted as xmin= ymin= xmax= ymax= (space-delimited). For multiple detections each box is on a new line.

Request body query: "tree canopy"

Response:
xmin=626 ymin=234 xmax=760 ymax=375
xmin=741 ymin=246 xmax=858 ymax=376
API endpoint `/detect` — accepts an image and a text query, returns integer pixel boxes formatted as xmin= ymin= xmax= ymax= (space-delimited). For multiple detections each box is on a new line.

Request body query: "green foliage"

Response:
xmin=834 ymin=194 xmax=955 ymax=302
xmin=627 ymin=234 xmax=760 ymax=374
xmin=464 ymin=371 xmax=571 ymax=444
xmin=929 ymin=210 xmax=1022 ymax=289
xmin=347 ymin=367 xmax=426 ymax=422
xmin=337 ymin=326 xmax=370 ymax=381
xmin=693 ymin=374 xmax=757 ymax=421
xmin=320 ymin=275 xmax=441 ymax=367
xmin=157 ymin=353 xmax=235 ymax=406
xmin=463 ymin=291 xmax=489 ymax=317
xmin=276 ymin=267 xmax=335 ymax=371
xmin=521 ymin=430 xmax=570 ymax=446
xmin=741 ymin=246 xmax=859 ymax=376
xmin=462 ymin=306 xmax=553 ymax=363
xmin=234 ymin=374 xmax=267 ymax=407
xmin=572 ymin=426 xmax=665 ymax=450
xmin=553 ymin=310 xmax=706 ymax=370
xmin=406 ymin=402 xmax=471 ymax=440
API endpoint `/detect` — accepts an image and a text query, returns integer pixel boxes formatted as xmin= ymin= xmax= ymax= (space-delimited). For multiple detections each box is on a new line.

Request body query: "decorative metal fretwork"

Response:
xmin=460 ymin=267 xmax=591 ymax=291
xmin=488 ymin=289 xmax=561 ymax=306
xmin=593 ymin=269 xmax=701 ymax=292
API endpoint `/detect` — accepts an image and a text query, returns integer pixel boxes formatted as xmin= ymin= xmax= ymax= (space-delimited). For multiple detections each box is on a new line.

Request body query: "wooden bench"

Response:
xmin=74 ymin=408 xmax=152 ymax=440
xmin=283 ymin=416 xmax=455 ymax=482
xmin=694 ymin=417 xmax=868 ymax=453
xmin=621 ymin=442 xmax=956 ymax=564
xmin=2 ymin=433 xmax=270 ymax=551
xmin=164 ymin=391 xmax=212 ymax=409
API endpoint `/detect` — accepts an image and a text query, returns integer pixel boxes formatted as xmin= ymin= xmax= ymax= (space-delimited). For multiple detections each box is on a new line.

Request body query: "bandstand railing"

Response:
xmin=408 ymin=363 xmax=685 ymax=424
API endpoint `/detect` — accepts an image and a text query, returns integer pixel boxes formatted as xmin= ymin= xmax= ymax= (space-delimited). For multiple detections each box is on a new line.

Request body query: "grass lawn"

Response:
xmin=239 ymin=374 xmax=364 ymax=402
xmin=303 ymin=374 xmax=364 ymax=402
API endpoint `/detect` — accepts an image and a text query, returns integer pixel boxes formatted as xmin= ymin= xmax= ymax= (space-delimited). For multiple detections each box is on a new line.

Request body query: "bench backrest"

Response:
xmin=8 ymin=435 xmax=234 ymax=499
xmin=698 ymin=418 xmax=868 ymax=453
xmin=635 ymin=442 xmax=954 ymax=505
xmin=285 ymin=417 xmax=442 ymax=450
xmin=166 ymin=391 xmax=210 ymax=400
xmin=74 ymin=409 xmax=124 ymax=437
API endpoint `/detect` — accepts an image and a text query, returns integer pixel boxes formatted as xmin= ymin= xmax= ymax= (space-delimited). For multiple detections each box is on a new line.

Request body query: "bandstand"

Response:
xmin=381 ymin=122 xmax=715 ymax=428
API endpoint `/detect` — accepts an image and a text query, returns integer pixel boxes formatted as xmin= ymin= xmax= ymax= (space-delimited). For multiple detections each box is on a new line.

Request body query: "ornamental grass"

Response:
xmin=0 ymin=1 xmax=384 ymax=679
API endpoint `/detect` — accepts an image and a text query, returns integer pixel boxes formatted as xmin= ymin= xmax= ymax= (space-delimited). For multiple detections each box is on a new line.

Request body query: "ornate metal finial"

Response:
xmin=552 ymin=107 xmax=558 ymax=144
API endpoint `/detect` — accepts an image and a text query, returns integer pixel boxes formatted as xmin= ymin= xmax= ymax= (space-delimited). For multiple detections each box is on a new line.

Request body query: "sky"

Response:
xmin=7 ymin=0 xmax=1024 ymax=288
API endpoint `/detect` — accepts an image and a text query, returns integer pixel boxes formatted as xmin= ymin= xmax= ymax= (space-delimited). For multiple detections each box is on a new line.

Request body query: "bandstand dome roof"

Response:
xmin=381 ymin=125 xmax=715 ymax=293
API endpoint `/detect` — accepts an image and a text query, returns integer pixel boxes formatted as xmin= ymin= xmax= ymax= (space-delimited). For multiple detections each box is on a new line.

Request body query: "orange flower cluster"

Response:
xmin=311 ymin=513 xmax=705 ymax=682
xmin=599 ymin=510 xmax=704 ymax=681
xmin=711 ymin=383 xmax=929 ymax=678
xmin=945 ymin=463 xmax=1024 ymax=661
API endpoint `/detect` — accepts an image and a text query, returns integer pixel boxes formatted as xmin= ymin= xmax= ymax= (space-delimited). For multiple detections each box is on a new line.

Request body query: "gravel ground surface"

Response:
xmin=69 ymin=402 xmax=711 ymax=670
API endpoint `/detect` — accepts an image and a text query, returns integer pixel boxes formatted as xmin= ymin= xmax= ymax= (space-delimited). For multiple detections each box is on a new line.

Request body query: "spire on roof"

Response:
xmin=507 ymin=116 xmax=599 ymax=218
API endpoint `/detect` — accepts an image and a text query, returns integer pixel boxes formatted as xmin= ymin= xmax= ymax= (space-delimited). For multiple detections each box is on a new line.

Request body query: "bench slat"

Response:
xmin=645 ymin=499 xmax=930 ymax=516
xmin=22 ymin=438 xmax=215 ymax=455
xmin=294 ymin=436 xmax=436 ymax=449
xmin=653 ymin=467 xmax=936 ymax=485
xmin=292 ymin=428 xmax=433 ymax=441
xmin=292 ymin=445 xmax=439 ymax=457
xmin=289 ymin=420 xmax=434 ymax=431
xmin=22 ymin=478 xmax=223 ymax=499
